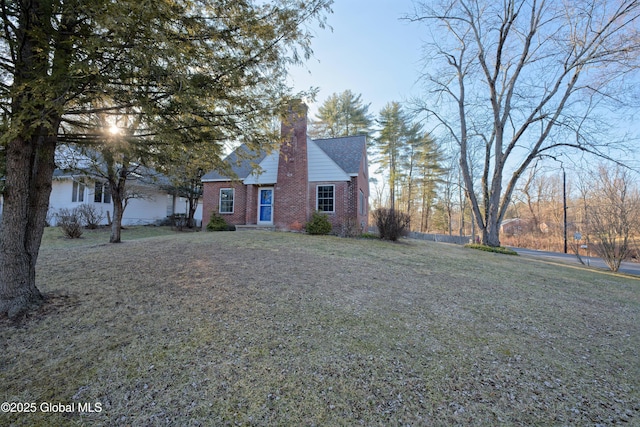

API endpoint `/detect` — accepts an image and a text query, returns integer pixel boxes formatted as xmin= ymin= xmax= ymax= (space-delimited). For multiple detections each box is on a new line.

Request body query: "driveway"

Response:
xmin=509 ymin=247 xmax=640 ymax=276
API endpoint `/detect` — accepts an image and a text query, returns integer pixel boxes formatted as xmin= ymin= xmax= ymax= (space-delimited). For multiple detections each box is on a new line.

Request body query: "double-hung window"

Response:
xmin=220 ymin=188 xmax=234 ymax=213
xmin=72 ymin=180 xmax=85 ymax=202
xmin=317 ymin=185 xmax=335 ymax=212
xmin=94 ymin=182 xmax=111 ymax=204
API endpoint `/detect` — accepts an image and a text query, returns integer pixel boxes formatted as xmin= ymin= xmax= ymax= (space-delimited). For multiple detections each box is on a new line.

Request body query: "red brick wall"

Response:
xmin=245 ymin=185 xmax=257 ymax=224
xmin=274 ymin=102 xmax=309 ymax=230
xmin=306 ymin=147 xmax=369 ymax=234
xmin=355 ymin=148 xmax=370 ymax=230
xmin=308 ymin=181 xmax=350 ymax=231
xmin=201 ymin=104 xmax=370 ymax=233
xmin=201 ymin=181 xmax=247 ymax=228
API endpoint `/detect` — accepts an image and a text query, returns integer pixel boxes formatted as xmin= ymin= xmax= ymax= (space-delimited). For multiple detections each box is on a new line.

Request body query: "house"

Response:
xmin=201 ymin=103 xmax=369 ymax=233
xmin=501 ymin=218 xmax=528 ymax=236
xmin=44 ymin=169 xmax=202 ymax=226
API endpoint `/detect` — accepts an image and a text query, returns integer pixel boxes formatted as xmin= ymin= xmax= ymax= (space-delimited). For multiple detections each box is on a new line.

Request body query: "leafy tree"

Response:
xmin=428 ymin=154 xmax=456 ymax=235
xmin=375 ymin=102 xmax=408 ymax=211
xmin=311 ymin=90 xmax=373 ymax=138
xmin=374 ymin=102 xmax=446 ymax=231
xmin=153 ymin=141 xmax=226 ymax=229
xmin=0 ymin=0 xmax=332 ymax=317
xmin=410 ymin=0 xmax=640 ymax=247
xmin=400 ymin=123 xmax=445 ymax=231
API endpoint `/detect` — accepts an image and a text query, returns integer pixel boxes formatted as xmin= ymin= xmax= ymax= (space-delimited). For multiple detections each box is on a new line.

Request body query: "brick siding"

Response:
xmin=201 ymin=102 xmax=370 ymax=232
xmin=355 ymin=151 xmax=370 ymax=231
xmin=274 ymin=102 xmax=309 ymax=230
xmin=201 ymin=182 xmax=247 ymax=227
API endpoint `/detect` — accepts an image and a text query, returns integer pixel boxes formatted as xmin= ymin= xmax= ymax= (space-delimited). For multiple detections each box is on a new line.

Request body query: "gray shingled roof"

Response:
xmin=201 ymin=135 xmax=366 ymax=181
xmin=53 ymin=169 xmax=72 ymax=178
xmin=314 ymin=135 xmax=366 ymax=175
xmin=201 ymin=145 xmax=268 ymax=181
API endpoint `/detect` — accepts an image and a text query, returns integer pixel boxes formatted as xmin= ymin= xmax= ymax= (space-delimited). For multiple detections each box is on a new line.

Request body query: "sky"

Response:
xmin=287 ymin=1 xmax=425 ymax=120
xmin=286 ymin=1 xmax=640 ymax=175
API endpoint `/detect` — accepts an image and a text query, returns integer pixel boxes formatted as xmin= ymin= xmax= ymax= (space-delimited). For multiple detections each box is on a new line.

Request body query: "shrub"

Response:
xmin=56 ymin=208 xmax=83 ymax=238
xmin=360 ymin=232 xmax=379 ymax=239
xmin=171 ymin=213 xmax=188 ymax=231
xmin=464 ymin=244 xmax=518 ymax=255
xmin=76 ymin=203 xmax=105 ymax=229
xmin=340 ymin=218 xmax=362 ymax=238
xmin=372 ymin=208 xmax=410 ymax=241
xmin=305 ymin=211 xmax=332 ymax=235
xmin=206 ymin=211 xmax=230 ymax=231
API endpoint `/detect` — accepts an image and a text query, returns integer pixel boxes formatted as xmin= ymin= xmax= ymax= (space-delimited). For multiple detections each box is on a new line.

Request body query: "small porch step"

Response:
xmin=235 ymin=224 xmax=276 ymax=231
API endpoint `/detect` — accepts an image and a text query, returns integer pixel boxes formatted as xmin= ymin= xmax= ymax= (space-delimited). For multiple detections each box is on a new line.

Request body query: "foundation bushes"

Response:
xmin=56 ymin=208 xmax=84 ymax=238
xmin=206 ymin=211 xmax=234 ymax=231
xmin=373 ymin=208 xmax=410 ymax=241
xmin=305 ymin=211 xmax=332 ymax=235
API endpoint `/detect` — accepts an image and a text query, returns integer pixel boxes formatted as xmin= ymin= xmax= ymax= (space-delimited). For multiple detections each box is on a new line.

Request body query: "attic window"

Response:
xmin=317 ymin=185 xmax=334 ymax=213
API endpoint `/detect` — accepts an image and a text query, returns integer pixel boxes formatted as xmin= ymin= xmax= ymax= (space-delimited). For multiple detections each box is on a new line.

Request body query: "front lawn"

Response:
xmin=1 ymin=230 xmax=638 ymax=425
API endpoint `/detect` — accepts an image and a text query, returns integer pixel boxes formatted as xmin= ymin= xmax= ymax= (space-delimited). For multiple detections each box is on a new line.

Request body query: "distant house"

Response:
xmin=501 ymin=218 xmax=528 ymax=235
xmin=201 ymin=104 xmax=369 ymax=232
xmin=44 ymin=169 xmax=203 ymax=226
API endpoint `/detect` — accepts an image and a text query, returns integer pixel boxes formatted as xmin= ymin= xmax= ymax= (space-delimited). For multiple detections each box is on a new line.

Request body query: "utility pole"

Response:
xmin=563 ymin=166 xmax=567 ymax=254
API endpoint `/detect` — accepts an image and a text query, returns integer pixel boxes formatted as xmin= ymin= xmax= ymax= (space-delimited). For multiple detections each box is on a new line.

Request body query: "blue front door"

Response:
xmin=258 ymin=188 xmax=273 ymax=224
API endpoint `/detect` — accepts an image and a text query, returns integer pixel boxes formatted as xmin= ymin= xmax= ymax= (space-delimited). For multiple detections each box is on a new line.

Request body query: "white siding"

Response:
xmin=244 ymin=151 xmax=279 ymax=185
xmin=167 ymin=195 xmax=203 ymax=220
xmin=308 ymin=138 xmax=349 ymax=182
xmin=47 ymin=177 xmax=202 ymax=226
xmin=119 ymin=188 xmax=169 ymax=225
xmin=48 ymin=178 xmax=110 ymax=225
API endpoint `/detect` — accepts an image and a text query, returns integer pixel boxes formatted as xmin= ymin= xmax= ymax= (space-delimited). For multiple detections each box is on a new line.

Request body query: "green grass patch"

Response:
xmin=1 ymin=231 xmax=638 ymax=425
xmin=359 ymin=232 xmax=379 ymax=239
xmin=464 ymin=243 xmax=519 ymax=255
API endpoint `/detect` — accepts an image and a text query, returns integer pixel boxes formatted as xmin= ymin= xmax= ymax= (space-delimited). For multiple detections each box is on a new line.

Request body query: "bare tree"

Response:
xmin=370 ymin=177 xmax=388 ymax=211
xmin=410 ymin=0 xmax=640 ymax=247
xmin=587 ymin=165 xmax=640 ymax=272
xmin=515 ymin=164 xmax=545 ymax=234
xmin=58 ymin=112 xmax=156 ymax=243
xmin=437 ymin=157 xmax=458 ymax=235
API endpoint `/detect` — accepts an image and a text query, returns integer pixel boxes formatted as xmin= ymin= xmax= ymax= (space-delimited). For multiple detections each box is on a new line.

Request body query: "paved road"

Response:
xmin=509 ymin=247 xmax=640 ymax=276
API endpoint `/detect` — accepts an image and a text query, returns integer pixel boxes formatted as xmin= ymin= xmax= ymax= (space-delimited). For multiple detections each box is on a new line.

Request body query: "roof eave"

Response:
xmin=201 ymin=178 xmax=234 ymax=183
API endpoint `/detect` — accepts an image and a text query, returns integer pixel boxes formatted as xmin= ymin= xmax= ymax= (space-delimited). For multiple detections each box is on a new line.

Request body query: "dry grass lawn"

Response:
xmin=1 ymin=227 xmax=639 ymax=426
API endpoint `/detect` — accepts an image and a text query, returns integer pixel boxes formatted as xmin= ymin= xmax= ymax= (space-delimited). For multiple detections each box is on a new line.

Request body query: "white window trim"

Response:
xmin=93 ymin=181 xmax=111 ymax=204
xmin=219 ymin=188 xmax=234 ymax=214
xmin=72 ymin=179 xmax=85 ymax=203
xmin=316 ymin=184 xmax=335 ymax=213
xmin=257 ymin=187 xmax=274 ymax=225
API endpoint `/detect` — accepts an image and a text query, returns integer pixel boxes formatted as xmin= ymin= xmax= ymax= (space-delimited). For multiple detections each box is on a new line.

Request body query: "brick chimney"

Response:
xmin=274 ymin=101 xmax=309 ymax=230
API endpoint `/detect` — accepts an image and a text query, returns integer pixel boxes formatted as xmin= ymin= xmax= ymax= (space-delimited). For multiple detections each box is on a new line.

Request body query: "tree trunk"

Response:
xmin=104 ymin=154 xmax=129 ymax=243
xmin=110 ymin=192 xmax=124 ymax=243
xmin=188 ymin=197 xmax=198 ymax=228
xmin=0 ymin=135 xmax=56 ymax=317
xmin=484 ymin=220 xmax=501 ymax=247
xmin=187 ymin=179 xmax=202 ymax=228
